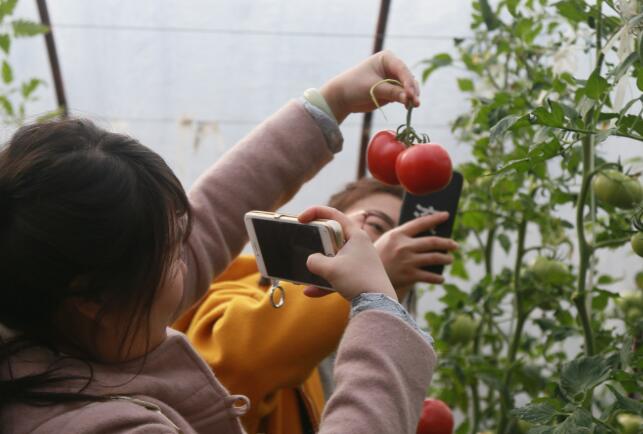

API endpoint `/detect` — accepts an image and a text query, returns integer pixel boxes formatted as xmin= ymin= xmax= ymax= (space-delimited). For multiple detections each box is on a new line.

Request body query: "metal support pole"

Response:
xmin=36 ymin=0 xmax=68 ymax=117
xmin=356 ymin=0 xmax=391 ymax=179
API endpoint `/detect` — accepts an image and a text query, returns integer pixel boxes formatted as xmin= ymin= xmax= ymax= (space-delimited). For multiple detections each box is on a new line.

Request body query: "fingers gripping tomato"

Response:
xmin=367 ymin=130 xmax=406 ymax=185
xmin=416 ymin=398 xmax=454 ymax=434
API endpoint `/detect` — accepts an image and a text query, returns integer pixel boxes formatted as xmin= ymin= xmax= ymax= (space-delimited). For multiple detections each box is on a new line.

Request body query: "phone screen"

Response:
xmin=252 ymin=218 xmax=332 ymax=288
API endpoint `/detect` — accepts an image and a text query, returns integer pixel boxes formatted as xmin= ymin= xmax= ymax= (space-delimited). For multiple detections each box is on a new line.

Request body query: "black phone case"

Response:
xmin=398 ymin=171 xmax=464 ymax=275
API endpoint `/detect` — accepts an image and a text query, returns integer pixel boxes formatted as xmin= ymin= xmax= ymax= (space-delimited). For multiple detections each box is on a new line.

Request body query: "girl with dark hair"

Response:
xmin=0 ymin=51 xmax=437 ymax=434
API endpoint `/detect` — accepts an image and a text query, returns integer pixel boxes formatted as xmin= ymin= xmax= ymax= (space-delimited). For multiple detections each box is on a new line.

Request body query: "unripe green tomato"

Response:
xmin=516 ymin=420 xmax=531 ymax=434
xmin=449 ymin=314 xmax=477 ymax=345
xmin=616 ymin=290 xmax=643 ymax=315
xmin=530 ymin=257 xmax=569 ymax=285
xmin=617 ymin=413 xmax=643 ymax=434
xmin=592 ymin=170 xmax=643 ymax=209
xmin=625 ymin=306 xmax=642 ymax=324
xmin=636 ymin=271 xmax=643 ymax=291
xmin=632 ymin=233 xmax=643 ymax=258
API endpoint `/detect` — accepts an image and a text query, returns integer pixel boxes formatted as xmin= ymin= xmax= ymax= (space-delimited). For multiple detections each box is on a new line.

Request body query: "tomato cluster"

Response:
xmin=366 ymin=108 xmax=452 ymax=195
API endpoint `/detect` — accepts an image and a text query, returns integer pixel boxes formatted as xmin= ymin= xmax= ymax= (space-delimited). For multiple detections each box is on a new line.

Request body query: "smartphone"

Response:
xmin=244 ymin=211 xmax=345 ymax=290
xmin=398 ymin=171 xmax=464 ymax=275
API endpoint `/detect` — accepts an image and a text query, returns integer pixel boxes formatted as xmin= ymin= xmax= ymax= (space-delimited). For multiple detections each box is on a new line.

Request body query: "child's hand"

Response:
xmin=374 ymin=212 xmax=459 ymax=288
xmin=298 ymin=206 xmax=397 ymax=301
xmin=319 ymin=50 xmax=420 ymax=124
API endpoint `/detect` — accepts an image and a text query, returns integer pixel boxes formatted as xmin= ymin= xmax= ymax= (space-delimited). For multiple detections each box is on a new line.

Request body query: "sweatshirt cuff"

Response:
xmin=350 ymin=293 xmax=434 ymax=345
xmin=300 ymin=97 xmax=343 ymax=154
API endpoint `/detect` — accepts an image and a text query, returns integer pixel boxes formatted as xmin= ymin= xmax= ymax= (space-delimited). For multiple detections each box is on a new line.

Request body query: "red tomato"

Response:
xmin=396 ymin=143 xmax=453 ymax=195
xmin=367 ymin=130 xmax=406 ymax=185
xmin=417 ymin=398 xmax=454 ymax=434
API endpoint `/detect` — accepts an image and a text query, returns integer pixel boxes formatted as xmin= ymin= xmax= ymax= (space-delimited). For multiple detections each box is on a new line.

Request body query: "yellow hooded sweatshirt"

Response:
xmin=173 ymin=255 xmax=350 ymax=434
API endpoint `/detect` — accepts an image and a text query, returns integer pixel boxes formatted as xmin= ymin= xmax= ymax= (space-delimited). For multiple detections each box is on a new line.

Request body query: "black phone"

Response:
xmin=398 ymin=171 xmax=464 ymax=275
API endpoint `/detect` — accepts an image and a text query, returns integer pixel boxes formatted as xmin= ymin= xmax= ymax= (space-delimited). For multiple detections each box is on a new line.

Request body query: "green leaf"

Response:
xmin=21 ymin=78 xmax=43 ymax=98
xmin=559 ymin=355 xmax=611 ymax=401
xmin=552 ymin=408 xmax=593 ymax=434
xmin=0 ymin=0 xmax=18 ymax=22
xmin=450 ymin=255 xmax=469 ymax=279
xmin=490 ymin=114 xmax=528 ymax=143
xmin=2 ymin=59 xmax=12 ymax=84
xmin=496 ymin=158 xmax=531 ymax=174
xmin=457 ymin=78 xmax=474 ymax=92
xmin=606 ymin=384 xmax=643 ymax=415
xmin=498 ymin=233 xmax=511 ymax=253
xmin=611 ymin=52 xmax=638 ymax=82
xmin=547 ymin=101 xmax=565 ymax=125
xmin=555 ymin=0 xmax=587 ymax=24
xmin=421 ymin=53 xmax=453 ymax=83
xmin=11 ymin=19 xmax=48 ymax=37
xmin=479 ymin=0 xmax=501 ymax=30
xmin=0 ymin=33 xmax=9 ymax=54
xmin=461 ymin=210 xmax=487 ymax=231
xmin=531 ymin=107 xmax=564 ymax=127
xmin=439 ymin=283 xmax=469 ymax=308
xmin=511 ymin=402 xmax=558 ymax=424
xmin=585 ymin=69 xmax=608 ymax=100
xmin=506 ymin=0 xmax=520 ymax=16
xmin=0 ymin=95 xmax=13 ymax=115
xmin=637 ymin=68 xmax=643 ymax=92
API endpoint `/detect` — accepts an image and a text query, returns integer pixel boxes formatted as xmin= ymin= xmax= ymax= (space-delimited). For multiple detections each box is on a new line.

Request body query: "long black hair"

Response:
xmin=0 ymin=118 xmax=191 ymax=405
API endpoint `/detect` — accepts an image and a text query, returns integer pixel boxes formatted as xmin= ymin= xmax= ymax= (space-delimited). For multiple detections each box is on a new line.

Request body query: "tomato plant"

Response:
xmin=419 ymin=1 xmax=643 ymax=433
xmin=416 ymin=398 xmax=454 ymax=434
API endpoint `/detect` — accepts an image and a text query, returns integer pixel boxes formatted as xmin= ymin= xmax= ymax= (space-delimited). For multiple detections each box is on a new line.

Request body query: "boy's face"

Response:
xmin=342 ymin=193 xmax=402 ymax=242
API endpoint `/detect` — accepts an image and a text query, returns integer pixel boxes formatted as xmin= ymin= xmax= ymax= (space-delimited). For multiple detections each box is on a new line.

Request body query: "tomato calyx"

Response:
xmin=395 ymin=105 xmax=431 ymax=148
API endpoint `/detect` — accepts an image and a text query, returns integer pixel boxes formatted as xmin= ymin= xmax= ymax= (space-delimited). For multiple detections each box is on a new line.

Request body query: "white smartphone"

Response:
xmin=244 ymin=211 xmax=345 ymax=290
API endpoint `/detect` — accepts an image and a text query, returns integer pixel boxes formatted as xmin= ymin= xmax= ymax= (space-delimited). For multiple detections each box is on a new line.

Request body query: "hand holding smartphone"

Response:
xmin=398 ymin=171 xmax=463 ymax=275
xmin=245 ymin=211 xmax=345 ymax=290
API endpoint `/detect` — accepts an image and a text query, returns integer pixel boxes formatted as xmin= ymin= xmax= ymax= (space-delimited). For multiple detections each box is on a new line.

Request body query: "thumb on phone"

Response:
xmin=306 ymin=252 xmax=333 ymax=280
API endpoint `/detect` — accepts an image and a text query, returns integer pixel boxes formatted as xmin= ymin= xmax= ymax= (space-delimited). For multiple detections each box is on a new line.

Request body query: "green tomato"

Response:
xmin=516 ymin=420 xmax=531 ymax=434
xmin=616 ymin=291 xmax=643 ymax=324
xmin=530 ymin=256 xmax=569 ymax=286
xmin=592 ymin=170 xmax=643 ymax=209
xmin=617 ymin=413 xmax=643 ymax=434
xmin=632 ymin=232 xmax=643 ymax=258
xmin=625 ymin=306 xmax=642 ymax=324
xmin=448 ymin=314 xmax=477 ymax=345
xmin=636 ymin=271 xmax=643 ymax=291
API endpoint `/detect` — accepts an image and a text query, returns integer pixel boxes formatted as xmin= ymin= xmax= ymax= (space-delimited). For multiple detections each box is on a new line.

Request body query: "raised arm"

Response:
xmin=178 ymin=51 xmax=421 ymax=314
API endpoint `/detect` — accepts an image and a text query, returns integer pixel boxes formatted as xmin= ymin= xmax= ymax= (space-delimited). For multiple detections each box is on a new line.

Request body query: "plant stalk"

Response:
xmin=497 ymin=218 xmax=527 ymax=434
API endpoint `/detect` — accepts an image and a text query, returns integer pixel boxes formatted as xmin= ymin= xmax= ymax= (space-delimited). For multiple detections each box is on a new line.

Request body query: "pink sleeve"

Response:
xmin=178 ymin=100 xmax=334 ymax=314
xmin=319 ymin=310 xmax=437 ymax=434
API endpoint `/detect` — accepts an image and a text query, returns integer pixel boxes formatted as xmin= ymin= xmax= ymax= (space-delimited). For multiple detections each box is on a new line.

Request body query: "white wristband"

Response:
xmin=303 ymin=88 xmax=337 ymax=123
